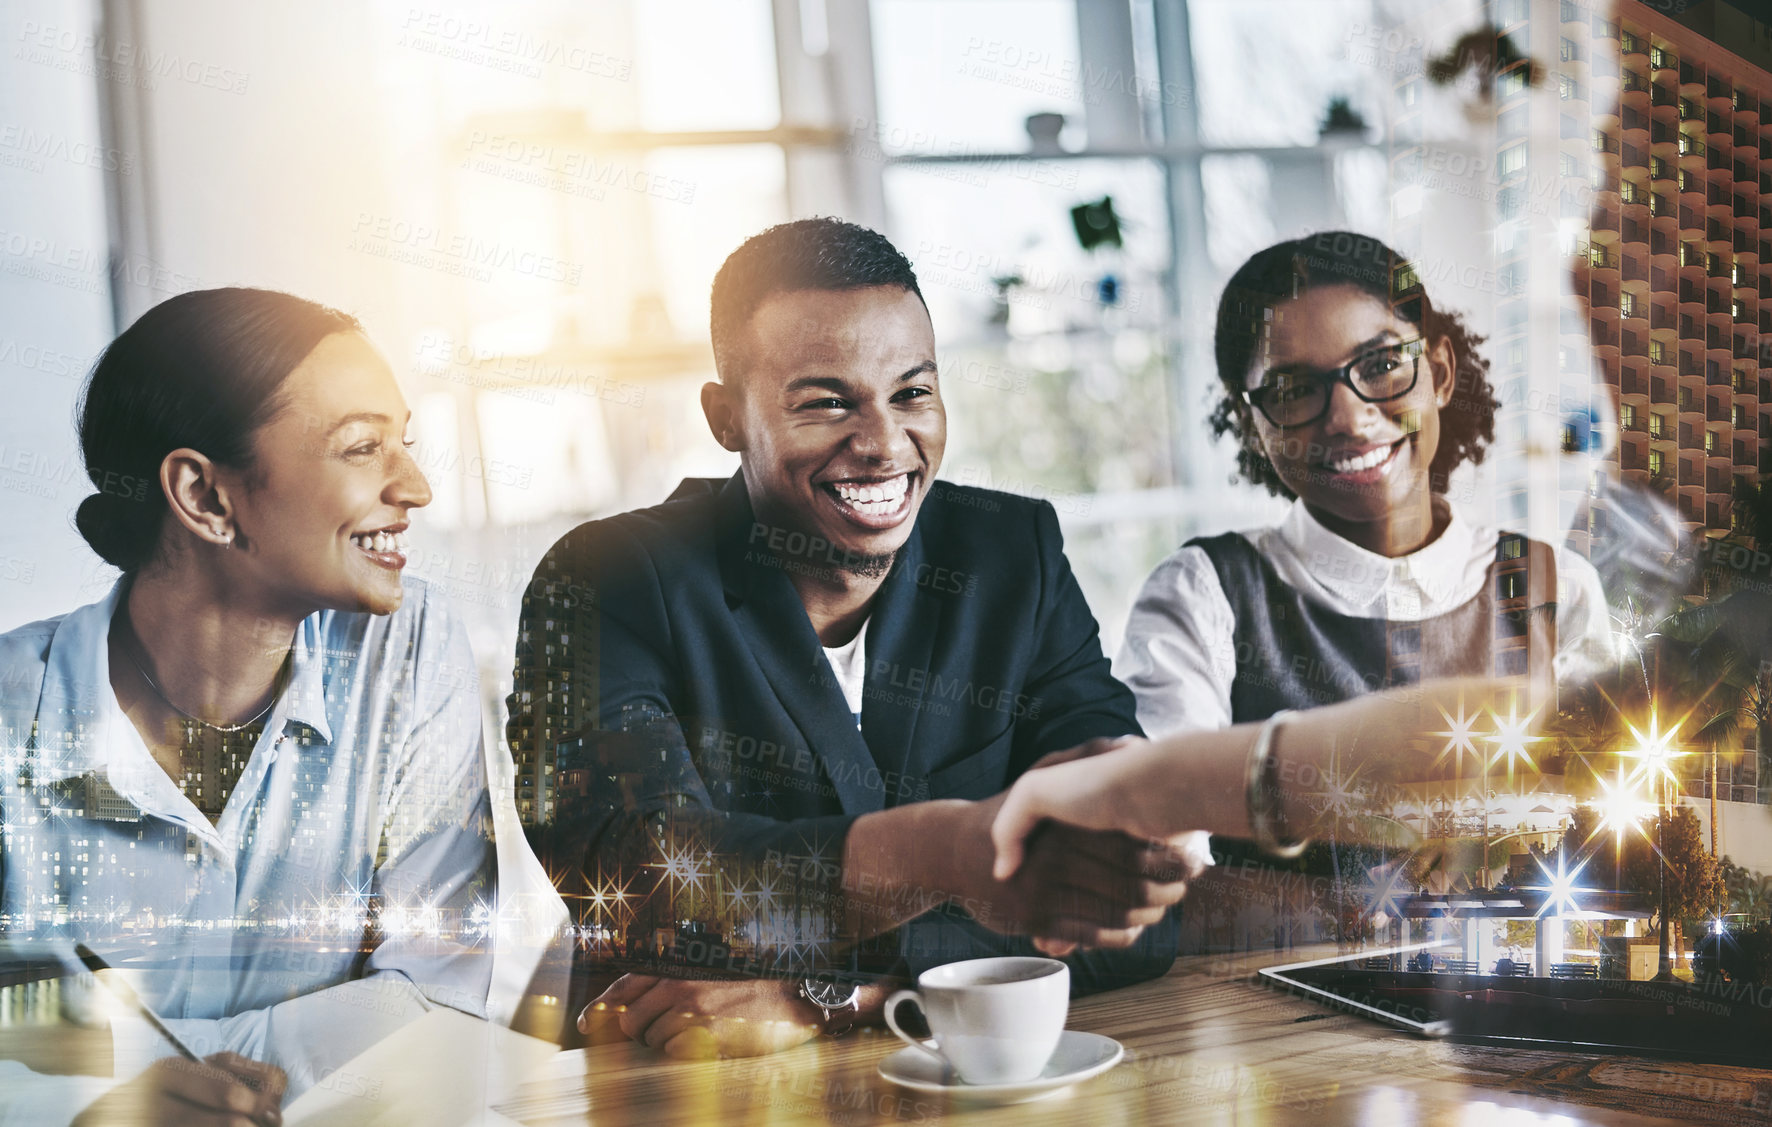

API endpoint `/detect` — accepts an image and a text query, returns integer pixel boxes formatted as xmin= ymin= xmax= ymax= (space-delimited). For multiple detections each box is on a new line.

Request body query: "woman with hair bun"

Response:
xmin=0 ymin=288 xmax=499 ymax=1125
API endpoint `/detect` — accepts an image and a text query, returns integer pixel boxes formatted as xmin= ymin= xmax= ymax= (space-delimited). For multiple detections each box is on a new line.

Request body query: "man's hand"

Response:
xmin=73 ymin=1052 xmax=286 ymax=1127
xmin=580 ymin=975 xmax=826 ymax=1060
xmin=1027 ymin=827 xmax=1213 ymax=959
xmin=840 ymin=735 xmax=1201 ymax=948
xmin=947 ymin=786 xmax=1199 ymax=952
xmin=991 ymin=736 xmax=1217 ymax=883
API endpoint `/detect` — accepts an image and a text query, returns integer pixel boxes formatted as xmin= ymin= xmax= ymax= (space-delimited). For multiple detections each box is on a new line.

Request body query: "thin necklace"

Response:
xmin=119 ymin=630 xmax=277 ymax=734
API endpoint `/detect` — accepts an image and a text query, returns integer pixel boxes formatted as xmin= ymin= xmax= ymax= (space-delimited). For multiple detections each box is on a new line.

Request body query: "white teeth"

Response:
xmin=830 ymin=476 xmax=910 ymax=516
xmin=833 ymin=476 xmax=908 ymax=501
xmin=1328 ymin=445 xmax=1394 ymax=474
xmin=353 ymin=530 xmax=409 ymax=554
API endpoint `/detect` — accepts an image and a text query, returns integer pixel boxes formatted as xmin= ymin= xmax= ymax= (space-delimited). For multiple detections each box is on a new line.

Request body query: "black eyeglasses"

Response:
xmin=1242 ymin=338 xmax=1427 ymax=428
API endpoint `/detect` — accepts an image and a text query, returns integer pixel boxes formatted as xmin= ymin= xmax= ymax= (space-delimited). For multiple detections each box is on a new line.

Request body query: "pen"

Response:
xmin=73 ymin=942 xmax=202 ymax=1062
xmin=74 ymin=944 xmax=283 ymax=1127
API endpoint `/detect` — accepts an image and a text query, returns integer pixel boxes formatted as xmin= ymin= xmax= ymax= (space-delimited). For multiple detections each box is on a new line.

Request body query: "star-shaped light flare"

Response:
xmin=1620 ymin=710 xmax=1686 ymax=791
xmin=653 ymin=840 xmax=709 ymax=896
xmin=1432 ymin=692 xmax=1483 ymax=775
xmin=1485 ymin=703 xmax=1544 ymax=780
xmin=1315 ymin=746 xmax=1367 ymax=822
xmin=1589 ymin=769 xmax=1656 ymax=851
xmin=1361 ymin=862 xmax=1413 ymax=922
xmin=583 ymin=866 xmax=633 ymax=919
xmin=1532 ymin=851 xmax=1591 ymax=919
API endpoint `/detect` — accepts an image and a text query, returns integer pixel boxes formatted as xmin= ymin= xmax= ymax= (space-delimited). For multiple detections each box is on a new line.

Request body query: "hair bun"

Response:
xmin=74 ymin=491 xmax=155 ymax=571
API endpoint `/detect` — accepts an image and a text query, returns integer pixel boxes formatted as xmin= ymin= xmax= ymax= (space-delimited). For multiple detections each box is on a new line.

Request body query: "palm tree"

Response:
xmin=1659 ymin=597 xmax=1772 ymax=863
xmin=1729 ymin=476 xmax=1772 ymax=545
xmin=1723 ymin=860 xmax=1772 ymax=923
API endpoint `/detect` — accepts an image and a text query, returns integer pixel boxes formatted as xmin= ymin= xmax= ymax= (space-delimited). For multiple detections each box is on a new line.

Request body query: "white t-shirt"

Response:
xmin=822 ymin=619 xmax=869 ymax=729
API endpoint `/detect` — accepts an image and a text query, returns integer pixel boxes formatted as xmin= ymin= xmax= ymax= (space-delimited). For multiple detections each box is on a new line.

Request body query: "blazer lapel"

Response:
xmin=714 ymin=475 xmax=885 ymax=816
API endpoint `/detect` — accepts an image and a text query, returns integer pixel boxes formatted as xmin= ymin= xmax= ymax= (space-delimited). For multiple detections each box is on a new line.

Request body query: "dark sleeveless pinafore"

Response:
xmin=1177 ymin=528 xmax=1559 ymax=954
xmin=1189 ymin=530 xmax=1559 ymax=723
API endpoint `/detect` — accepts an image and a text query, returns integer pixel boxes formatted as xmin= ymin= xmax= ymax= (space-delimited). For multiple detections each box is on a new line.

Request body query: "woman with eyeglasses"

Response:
xmin=1117 ymin=231 xmax=1613 ymax=746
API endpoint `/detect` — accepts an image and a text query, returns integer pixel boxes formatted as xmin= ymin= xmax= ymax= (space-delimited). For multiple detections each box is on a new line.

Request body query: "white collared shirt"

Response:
xmin=0 ymin=578 xmax=508 ymax=1120
xmin=1115 ymin=500 xmax=1617 ymax=739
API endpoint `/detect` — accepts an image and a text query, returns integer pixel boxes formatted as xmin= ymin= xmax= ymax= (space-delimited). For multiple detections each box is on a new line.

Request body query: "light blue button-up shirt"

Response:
xmin=0 ymin=577 xmax=498 ymax=1119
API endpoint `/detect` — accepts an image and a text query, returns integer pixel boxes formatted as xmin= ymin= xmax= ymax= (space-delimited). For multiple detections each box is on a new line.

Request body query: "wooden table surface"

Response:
xmin=494 ymin=946 xmax=1772 ymax=1127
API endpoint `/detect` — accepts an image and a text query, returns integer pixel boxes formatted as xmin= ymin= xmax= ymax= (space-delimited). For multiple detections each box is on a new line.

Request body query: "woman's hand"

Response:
xmin=73 ymin=1052 xmax=286 ymax=1127
xmin=991 ymin=737 xmax=1202 ymax=881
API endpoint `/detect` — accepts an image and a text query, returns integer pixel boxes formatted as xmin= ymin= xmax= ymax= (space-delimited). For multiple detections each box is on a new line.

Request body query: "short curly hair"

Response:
xmin=1206 ymin=231 xmax=1499 ymax=498
xmin=709 ymin=217 xmax=925 ymax=389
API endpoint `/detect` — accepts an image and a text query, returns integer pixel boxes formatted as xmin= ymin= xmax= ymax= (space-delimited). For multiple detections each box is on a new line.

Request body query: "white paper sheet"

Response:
xmin=283 ymin=1008 xmax=558 ymax=1127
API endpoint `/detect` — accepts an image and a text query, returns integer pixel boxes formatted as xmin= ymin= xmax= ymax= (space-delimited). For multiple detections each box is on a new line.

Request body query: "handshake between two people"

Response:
xmin=970 ymin=736 xmax=1213 ymax=959
xmin=990 ymin=676 xmax=1551 ymax=903
xmin=583 ymin=678 xmax=1544 ymax=1059
xmin=579 ymin=737 xmax=1211 ymax=1061
xmin=916 ymin=678 xmax=1549 ymax=959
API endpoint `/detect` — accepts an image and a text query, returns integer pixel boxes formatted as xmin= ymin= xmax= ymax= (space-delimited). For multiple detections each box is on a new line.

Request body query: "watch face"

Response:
xmin=804 ymin=978 xmax=859 ymax=1008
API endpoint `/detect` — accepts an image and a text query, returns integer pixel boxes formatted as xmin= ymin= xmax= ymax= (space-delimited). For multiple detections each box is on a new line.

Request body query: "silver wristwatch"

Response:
xmin=797 ymin=976 xmax=862 ymax=1036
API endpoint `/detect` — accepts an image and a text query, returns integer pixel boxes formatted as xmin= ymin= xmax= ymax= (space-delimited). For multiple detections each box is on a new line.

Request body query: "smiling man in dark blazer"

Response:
xmin=507 ymin=217 xmax=1190 ymax=1059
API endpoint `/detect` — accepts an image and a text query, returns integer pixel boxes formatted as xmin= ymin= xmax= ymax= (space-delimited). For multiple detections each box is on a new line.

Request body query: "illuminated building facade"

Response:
xmin=1388 ymin=0 xmax=1771 ymax=807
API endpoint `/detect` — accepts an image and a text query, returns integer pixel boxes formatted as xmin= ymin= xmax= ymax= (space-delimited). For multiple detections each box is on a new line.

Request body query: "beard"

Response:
xmin=753 ymin=521 xmax=898 ymax=583
xmin=835 ymin=550 xmax=896 ymax=580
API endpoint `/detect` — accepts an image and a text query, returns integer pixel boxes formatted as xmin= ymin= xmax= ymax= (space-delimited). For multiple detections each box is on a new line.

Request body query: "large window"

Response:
xmin=29 ymin=0 xmax=1602 ymax=694
xmin=864 ymin=0 xmax=1390 ymax=643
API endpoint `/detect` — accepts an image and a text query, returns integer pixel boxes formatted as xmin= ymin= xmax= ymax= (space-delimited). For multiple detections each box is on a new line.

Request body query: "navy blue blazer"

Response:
xmin=506 ymin=472 xmax=1175 ymax=991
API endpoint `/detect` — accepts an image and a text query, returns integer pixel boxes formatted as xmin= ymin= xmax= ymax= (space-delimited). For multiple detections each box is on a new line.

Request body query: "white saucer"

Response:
xmin=876 ymin=1031 xmax=1123 ymax=1103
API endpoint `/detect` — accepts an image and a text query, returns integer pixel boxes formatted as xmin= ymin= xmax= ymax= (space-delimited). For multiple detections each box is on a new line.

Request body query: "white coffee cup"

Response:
xmin=883 ymin=956 xmax=1069 ymax=1084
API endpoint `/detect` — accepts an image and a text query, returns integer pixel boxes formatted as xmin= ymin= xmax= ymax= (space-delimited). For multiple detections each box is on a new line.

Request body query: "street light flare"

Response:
xmin=1590 ymin=769 xmax=1656 ymax=850
xmin=1433 ymin=692 xmax=1483 ymax=775
xmin=1622 ymin=710 xmax=1687 ymax=790
xmin=1486 ymin=703 xmax=1544 ymax=779
xmin=1532 ymin=851 xmax=1591 ymax=920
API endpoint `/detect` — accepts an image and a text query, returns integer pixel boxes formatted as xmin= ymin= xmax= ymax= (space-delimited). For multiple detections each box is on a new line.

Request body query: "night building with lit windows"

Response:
xmin=1387 ymin=2 xmax=1772 ymax=826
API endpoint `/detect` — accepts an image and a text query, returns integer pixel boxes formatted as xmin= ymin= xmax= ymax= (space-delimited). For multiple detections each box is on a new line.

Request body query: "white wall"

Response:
xmin=0 ymin=0 xmax=123 ymax=629
xmin=1681 ymin=796 xmax=1772 ymax=876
